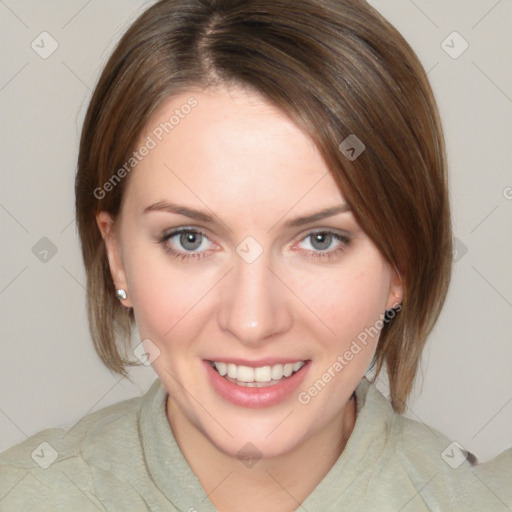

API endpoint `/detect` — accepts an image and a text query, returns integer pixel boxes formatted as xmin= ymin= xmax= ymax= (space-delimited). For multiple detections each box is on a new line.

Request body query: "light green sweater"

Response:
xmin=0 ymin=377 xmax=510 ymax=511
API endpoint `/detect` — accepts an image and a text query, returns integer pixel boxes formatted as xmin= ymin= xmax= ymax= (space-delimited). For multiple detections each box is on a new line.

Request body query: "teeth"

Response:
xmin=216 ymin=362 xmax=227 ymax=376
xmin=271 ymin=364 xmax=284 ymax=380
xmin=254 ymin=366 xmax=272 ymax=382
xmin=237 ymin=365 xmax=254 ymax=383
xmin=212 ymin=360 xmax=305 ymax=383
xmin=283 ymin=363 xmax=294 ymax=377
xmin=292 ymin=361 xmax=304 ymax=372
xmin=227 ymin=363 xmax=237 ymax=379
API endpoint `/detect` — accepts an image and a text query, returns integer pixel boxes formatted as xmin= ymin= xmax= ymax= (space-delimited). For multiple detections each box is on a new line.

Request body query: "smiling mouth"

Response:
xmin=208 ymin=360 xmax=307 ymax=387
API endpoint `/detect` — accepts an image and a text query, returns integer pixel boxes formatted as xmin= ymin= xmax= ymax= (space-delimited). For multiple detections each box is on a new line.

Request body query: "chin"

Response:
xmin=209 ymin=429 xmax=306 ymax=462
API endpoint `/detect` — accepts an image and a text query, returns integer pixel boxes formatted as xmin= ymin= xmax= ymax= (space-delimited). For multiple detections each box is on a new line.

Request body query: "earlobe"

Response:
xmin=96 ymin=212 xmax=132 ymax=308
xmin=386 ymin=265 xmax=404 ymax=310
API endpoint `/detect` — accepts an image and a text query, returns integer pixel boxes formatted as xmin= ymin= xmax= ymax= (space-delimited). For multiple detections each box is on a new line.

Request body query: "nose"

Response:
xmin=216 ymin=252 xmax=293 ymax=346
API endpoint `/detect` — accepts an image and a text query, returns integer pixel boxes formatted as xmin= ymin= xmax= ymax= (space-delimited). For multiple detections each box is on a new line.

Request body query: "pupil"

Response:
xmin=180 ymin=232 xmax=202 ymax=250
xmin=311 ymin=233 xmax=331 ymax=250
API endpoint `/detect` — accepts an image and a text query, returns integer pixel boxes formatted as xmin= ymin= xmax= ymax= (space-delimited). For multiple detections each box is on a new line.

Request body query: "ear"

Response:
xmin=96 ymin=211 xmax=133 ymax=308
xmin=385 ymin=264 xmax=403 ymax=310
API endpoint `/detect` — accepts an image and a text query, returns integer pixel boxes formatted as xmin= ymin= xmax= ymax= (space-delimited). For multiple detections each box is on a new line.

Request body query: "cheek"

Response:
xmin=123 ymin=249 xmax=209 ymax=341
xmin=295 ymin=261 xmax=390 ymax=345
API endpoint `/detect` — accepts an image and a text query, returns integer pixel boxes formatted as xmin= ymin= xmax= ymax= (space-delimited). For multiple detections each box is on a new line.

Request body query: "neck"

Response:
xmin=167 ymin=396 xmax=357 ymax=512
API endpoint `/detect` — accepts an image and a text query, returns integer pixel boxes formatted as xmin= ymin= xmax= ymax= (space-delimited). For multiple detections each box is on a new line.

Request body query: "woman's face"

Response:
xmin=97 ymin=86 xmax=402 ymax=459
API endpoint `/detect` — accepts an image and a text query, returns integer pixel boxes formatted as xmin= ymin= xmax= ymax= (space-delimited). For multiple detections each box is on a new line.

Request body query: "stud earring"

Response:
xmin=116 ymin=288 xmax=127 ymax=301
xmin=384 ymin=305 xmax=401 ymax=324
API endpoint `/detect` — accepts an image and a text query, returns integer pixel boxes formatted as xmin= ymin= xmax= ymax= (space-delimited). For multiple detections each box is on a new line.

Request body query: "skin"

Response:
xmin=97 ymin=85 xmax=403 ymax=512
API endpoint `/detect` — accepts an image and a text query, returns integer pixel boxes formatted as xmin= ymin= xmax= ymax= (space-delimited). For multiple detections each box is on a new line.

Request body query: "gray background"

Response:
xmin=0 ymin=0 xmax=511 ymax=463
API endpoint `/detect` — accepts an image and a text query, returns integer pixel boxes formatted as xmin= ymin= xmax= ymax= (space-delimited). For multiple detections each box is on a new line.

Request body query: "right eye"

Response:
xmin=159 ymin=228 xmax=214 ymax=261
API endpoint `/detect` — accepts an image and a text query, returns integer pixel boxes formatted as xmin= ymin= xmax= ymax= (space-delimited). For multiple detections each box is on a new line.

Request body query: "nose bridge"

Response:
xmin=217 ymin=250 xmax=291 ymax=344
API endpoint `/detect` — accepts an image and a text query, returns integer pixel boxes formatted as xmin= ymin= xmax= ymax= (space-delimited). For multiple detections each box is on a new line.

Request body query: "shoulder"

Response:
xmin=395 ymin=411 xmax=512 ymax=510
xmin=356 ymin=380 xmax=512 ymax=510
xmin=0 ymin=387 xmax=148 ymax=511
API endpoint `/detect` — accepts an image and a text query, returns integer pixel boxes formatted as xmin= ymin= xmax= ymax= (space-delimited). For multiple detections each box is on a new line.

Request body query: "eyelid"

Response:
xmin=157 ymin=225 xmax=351 ymax=264
xmin=161 ymin=226 xmax=212 ymax=242
xmin=158 ymin=226 xmax=218 ymax=261
xmin=294 ymin=227 xmax=351 ymax=245
xmin=289 ymin=228 xmax=352 ymax=262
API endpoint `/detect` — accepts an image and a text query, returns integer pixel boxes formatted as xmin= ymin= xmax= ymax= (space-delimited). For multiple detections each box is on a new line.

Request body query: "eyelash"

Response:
xmin=157 ymin=228 xmax=351 ymax=263
xmin=297 ymin=231 xmax=351 ymax=262
xmin=158 ymin=228 xmax=211 ymax=262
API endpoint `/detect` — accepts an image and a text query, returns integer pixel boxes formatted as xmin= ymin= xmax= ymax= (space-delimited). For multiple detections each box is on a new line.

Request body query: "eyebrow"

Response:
xmin=142 ymin=201 xmax=351 ymax=227
xmin=143 ymin=201 xmax=215 ymax=223
xmin=282 ymin=204 xmax=351 ymax=228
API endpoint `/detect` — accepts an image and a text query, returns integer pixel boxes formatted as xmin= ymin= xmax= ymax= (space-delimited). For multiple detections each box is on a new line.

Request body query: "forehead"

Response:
xmin=123 ymin=86 xmax=345 ymax=222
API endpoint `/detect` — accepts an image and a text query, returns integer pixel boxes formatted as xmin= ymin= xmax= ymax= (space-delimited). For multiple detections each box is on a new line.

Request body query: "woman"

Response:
xmin=1 ymin=0 xmax=510 ymax=510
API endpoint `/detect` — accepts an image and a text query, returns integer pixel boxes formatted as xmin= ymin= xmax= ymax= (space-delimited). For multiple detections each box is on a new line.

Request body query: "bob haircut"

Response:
xmin=75 ymin=0 xmax=452 ymax=413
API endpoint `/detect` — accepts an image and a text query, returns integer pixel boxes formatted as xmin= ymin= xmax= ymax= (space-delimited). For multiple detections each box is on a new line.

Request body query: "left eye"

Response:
xmin=298 ymin=231 xmax=349 ymax=252
xmin=178 ymin=231 xmax=204 ymax=251
xmin=306 ymin=232 xmax=335 ymax=250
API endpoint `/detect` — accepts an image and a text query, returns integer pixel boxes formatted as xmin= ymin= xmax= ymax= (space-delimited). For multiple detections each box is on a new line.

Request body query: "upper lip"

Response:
xmin=206 ymin=358 xmax=309 ymax=368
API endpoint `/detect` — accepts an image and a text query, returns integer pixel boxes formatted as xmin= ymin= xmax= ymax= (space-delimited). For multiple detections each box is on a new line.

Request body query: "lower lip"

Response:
xmin=204 ymin=360 xmax=310 ymax=408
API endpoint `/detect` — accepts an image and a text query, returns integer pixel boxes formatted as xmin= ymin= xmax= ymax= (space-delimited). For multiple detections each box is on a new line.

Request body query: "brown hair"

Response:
xmin=75 ymin=0 xmax=452 ymax=413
